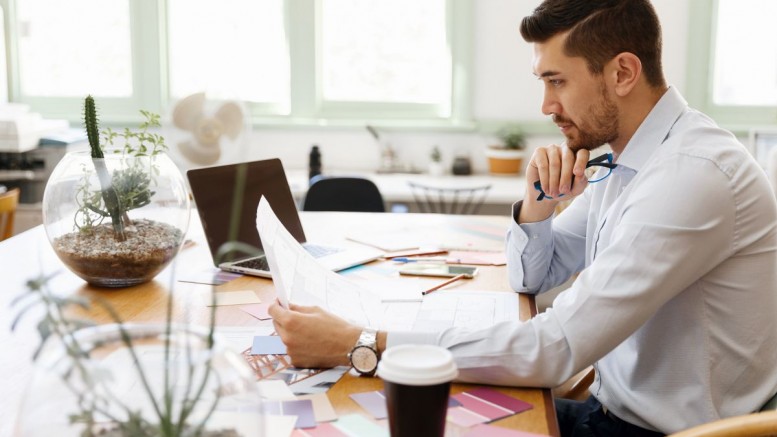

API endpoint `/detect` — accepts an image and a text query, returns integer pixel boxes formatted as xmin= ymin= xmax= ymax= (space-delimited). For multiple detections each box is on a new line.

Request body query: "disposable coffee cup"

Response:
xmin=377 ymin=344 xmax=458 ymax=437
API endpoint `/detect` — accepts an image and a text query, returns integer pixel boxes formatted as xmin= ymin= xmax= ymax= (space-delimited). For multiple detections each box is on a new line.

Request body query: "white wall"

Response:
xmin=240 ymin=1 xmax=690 ymax=174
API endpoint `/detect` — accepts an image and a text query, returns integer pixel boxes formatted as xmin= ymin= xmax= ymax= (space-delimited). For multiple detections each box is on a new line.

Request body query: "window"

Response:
xmin=167 ymin=0 xmax=289 ymax=112
xmin=0 ymin=0 xmax=471 ymax=126
xmin=16 ymin=0 xmax=132 ymax=98
xmin=319 ymin=0 xmax=452 ymax=117
xmin=711 ymin=0 xmax=777 ymax=106
xmin=687 ymin=0 xmax=777 ymax=128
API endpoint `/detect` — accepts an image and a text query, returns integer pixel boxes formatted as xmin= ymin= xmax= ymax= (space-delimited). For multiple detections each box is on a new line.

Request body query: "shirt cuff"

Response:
xmin=386 ymin=331 xmax=439 ymax=350
xmin=509 ymin=201 xmax=553 ymax=255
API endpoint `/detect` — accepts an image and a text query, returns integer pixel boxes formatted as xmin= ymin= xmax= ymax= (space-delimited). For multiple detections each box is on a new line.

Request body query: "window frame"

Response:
xmin=686 ymin=0 xmax=777 ymax=131
xmin=0 ymin=0 xmax=473 ymax=128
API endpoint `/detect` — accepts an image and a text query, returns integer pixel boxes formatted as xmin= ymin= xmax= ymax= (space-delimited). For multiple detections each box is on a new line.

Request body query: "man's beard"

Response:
xmin=553 ymin=86 xmax=619 ymax=152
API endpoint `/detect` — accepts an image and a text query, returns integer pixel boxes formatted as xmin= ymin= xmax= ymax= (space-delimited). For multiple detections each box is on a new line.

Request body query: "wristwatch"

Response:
xmin=348 ymin=327 xmax=379 ymax=376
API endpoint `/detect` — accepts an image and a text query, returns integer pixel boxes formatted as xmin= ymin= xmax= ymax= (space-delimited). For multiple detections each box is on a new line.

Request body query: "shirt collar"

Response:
xmin=614 ymin=86 xmax=687 ymax=172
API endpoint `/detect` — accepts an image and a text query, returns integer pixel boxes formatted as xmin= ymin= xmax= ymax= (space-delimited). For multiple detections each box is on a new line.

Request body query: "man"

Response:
xmin=269 ymin=0 xmax=777 ymax=434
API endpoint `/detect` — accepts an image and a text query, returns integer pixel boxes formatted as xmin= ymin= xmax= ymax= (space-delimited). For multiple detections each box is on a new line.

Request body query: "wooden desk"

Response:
xmin=0 ymin=212 xmax=558 ymax=437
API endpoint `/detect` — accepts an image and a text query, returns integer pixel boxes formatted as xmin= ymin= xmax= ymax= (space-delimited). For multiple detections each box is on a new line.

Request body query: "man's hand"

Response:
xmin=268 ymin=301 xmax=362 ymax=369
xmin=520 ymin=144 xmax=590 ymax=223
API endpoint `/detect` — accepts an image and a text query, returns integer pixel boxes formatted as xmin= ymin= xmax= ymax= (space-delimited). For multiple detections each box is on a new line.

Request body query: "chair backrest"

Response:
xmin=0 ymin=188 xmax=20 ymax=241
xmin=407 ymin=181 xmax=492 ymax=215
xmin=668 ymin=410 xmax=777 ymax=437
xmin=760 ymin=390 xmax=777 ymax=412
xmin=302 ymin=176 xmax=385 ymax=212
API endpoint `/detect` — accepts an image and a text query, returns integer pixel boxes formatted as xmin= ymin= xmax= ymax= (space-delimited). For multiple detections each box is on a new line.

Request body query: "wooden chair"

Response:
xmin=554 ymin=366 xmax=596 ymax=401
xmin=0 ymin=188 xmax=20 ymax=241
xmin=407 ymin=181 xmax=492 ymax=215
xmin=668 ymin=410 xmax=777 ymax=437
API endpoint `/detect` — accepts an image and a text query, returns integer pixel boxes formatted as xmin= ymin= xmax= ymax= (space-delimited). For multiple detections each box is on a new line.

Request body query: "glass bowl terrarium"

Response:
xmin=42 ymin=97 xmax=190 ymax=287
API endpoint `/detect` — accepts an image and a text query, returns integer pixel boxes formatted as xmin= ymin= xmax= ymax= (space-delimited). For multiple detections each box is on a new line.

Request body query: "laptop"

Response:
xmin=187 ymin=158 xmax=383 ymax=278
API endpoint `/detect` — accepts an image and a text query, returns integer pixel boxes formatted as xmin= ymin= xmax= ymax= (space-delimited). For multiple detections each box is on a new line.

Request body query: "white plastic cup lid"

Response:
xmin=377 ymin=344 xmax=458 ymax=386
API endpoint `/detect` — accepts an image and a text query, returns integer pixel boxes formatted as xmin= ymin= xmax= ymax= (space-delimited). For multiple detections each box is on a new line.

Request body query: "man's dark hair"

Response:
xmin=520 ymin=0 xmax=666 ymax=88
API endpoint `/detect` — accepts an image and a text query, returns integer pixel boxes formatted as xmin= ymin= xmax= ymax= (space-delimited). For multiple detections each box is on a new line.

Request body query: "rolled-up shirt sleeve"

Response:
xmin=507 ymin=197 xmax=589 ymax=294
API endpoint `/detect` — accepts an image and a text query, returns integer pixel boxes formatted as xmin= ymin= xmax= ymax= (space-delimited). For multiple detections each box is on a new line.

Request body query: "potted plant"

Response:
xmin=11 ymin=274 xmax=260 ymax=436
xmin=42 ymin=96 xmax=191 ymax=287
xmin=485 ymin=124 xmax=527 ymax=175
xmin=428 ymin=145 xmax=444 ymax=176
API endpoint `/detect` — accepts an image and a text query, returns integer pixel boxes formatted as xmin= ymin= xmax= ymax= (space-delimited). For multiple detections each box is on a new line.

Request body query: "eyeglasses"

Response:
xmin=533 ymin=153 xmax=617 ymax=201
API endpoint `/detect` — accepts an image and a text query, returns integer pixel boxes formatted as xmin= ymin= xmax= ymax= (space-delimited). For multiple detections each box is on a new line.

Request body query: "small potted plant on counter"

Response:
xmin=428 ymin=145 xmax=444 ymax=176
xmin=485 ymin=124 xmax=527 ymax=175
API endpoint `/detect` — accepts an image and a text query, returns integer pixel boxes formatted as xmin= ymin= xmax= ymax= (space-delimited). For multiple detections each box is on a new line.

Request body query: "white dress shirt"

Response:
xmin=386 ymin=87 xmax=777 ymax=433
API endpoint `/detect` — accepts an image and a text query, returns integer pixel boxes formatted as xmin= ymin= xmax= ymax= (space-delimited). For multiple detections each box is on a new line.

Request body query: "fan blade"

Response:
xmin=178 ymin=139 xmax=221 ymax=166
xmin=214 ymin=102 xmax=245 ymax=140
xmin=172 ymin=92 xmax=206 ymax=131
xmin=194 ymin=118 xmax=225 ymax=147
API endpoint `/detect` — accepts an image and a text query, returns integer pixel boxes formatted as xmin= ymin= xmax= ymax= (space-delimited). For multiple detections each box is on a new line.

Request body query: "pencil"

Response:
xmin=421 ymin=274 xmax=468 ymax=296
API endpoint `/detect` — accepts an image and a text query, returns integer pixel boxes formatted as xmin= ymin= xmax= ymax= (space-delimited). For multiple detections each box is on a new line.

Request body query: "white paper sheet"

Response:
xmin=256 ymin=197 xmax=519 ymax=331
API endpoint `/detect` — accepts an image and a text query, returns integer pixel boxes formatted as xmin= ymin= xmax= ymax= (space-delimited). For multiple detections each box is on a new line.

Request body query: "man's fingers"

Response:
xmin=559 ymin=147 xmax=576 ymax=195
xmin=532 ymin=147 xmax=550 ymax=196
xmin=547 ymin=147 xmax=562 ymax=197
xmin=289 ymin=303 xmax=320 ymax=314
xmin=571 ymin=149 xmax=591 ymax=193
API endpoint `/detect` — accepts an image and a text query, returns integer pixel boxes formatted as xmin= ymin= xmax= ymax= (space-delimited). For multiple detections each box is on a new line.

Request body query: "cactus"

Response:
xmin=84 ymin=95 xmax=127 ymax=241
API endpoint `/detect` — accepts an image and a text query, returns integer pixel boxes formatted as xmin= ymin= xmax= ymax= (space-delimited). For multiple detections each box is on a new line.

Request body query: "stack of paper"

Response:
xmin=0 ymin=103 xmax=69 ymax=152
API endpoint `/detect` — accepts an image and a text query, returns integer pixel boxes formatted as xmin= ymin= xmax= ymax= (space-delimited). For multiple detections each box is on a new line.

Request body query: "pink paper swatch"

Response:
xmin=239 ymin=303 xmax=272 ymax=320
xmin=447 ymin=406 xmax=490 ymax=427
xmin=462 ymin=423 xmax=550 ymax=437
xmin=293 ymin=422 xmax=349 ymax=437
xmin=452 ymin=393 xmax=513 ymax=421
xmin=466 ymin=388 xmax=533 ymax=414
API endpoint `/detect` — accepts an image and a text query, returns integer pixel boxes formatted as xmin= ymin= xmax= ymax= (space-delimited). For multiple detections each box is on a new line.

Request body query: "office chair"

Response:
xmin=302 ymin=176 xmax=386 ymax=212
xmin=0 ymin=188 xmax=20 ymax=241
xmin=407 ymin=181 xmax=492 ymax=215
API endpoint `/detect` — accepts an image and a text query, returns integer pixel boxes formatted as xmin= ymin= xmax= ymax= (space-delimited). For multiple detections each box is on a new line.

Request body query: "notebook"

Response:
xmin=187 ymin=158 xmax=383 ymax=278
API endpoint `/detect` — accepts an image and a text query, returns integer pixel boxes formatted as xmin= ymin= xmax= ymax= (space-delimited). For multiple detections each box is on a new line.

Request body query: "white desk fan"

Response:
xmin=169 ymin=92 xmax=249 ymax=167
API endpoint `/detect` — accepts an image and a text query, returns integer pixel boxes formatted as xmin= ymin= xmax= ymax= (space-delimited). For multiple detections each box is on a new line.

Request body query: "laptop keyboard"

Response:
xmin=305 ymin=244 xmax=342 ymax=258
xmin=232 ymin=245 xmax=342 ymax=271
xmin=233 ymin=257 xmax=270 ymax=271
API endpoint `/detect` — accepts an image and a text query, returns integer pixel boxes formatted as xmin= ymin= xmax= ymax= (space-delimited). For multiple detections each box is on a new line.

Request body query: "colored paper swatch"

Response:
xmin=211 ymin=290 xmax=261 ymax=306
xmin=452 ymin=393 xmax=513 ymax=421
xmin=331 ymin=414 xmax=389 ymax=437
xmin=293 ymin=422 xmax=349 ymax=437
xmin=240 ymin=303 xmax=272 ymax=320
xmin=263 ymin=399 xmax=316 ymax=429
xmin=447 ymin=406 xmax=490 ymax=427
xmin=178 ymin=269 xmax=242 ymax=285
xmin=462 ymin=423 xmax=550 ymax=437
xmin=251 ymin=336 xmax=287 ymax=355
xmin=297 ymin=393 xmax=338 ymax=422
xmin=257 ymin=380 xmax=296 ymax=400
xmin=349 ymin=391 xmax=388 ymax=419
xmin=465 ymin=388 xmax=533 ymax=414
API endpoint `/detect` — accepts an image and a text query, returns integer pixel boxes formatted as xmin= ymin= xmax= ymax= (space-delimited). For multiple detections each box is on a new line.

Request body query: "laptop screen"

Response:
xmin=187 ymin=158 xmax=307 ymax=264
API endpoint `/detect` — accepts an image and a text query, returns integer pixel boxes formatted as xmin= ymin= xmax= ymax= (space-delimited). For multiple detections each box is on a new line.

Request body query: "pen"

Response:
xmin=393 ymin=257 xmax=447 ymax=263
xmin=421 ymin=274 xmax=468 ymax=296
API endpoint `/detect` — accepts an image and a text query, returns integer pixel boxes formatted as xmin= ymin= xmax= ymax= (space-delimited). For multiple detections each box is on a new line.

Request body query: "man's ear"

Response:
xmin=608 ymin=52 xmax=642 ymax=97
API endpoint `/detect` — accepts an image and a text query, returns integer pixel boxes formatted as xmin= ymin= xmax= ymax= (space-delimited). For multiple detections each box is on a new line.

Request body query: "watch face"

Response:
xmin=350 ymin=345 xmax=378 ymax=373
